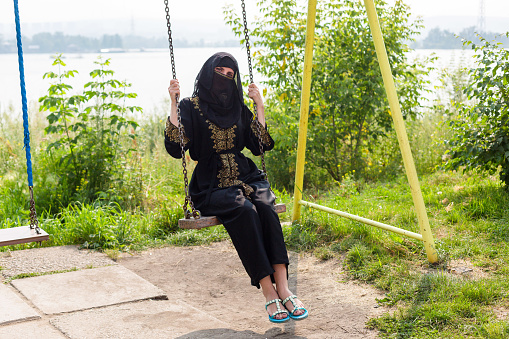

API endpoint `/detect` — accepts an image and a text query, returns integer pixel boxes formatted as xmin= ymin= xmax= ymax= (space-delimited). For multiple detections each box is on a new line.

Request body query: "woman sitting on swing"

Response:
xmin=164 ymin=52 xmax=308 ymax=323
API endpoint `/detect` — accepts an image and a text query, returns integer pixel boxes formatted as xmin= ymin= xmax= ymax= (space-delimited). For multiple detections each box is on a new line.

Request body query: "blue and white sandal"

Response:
xmin=265 ymin=298 xmax=290 ymax=323
xmin=282 ymin=295 xmax=308 ymax=320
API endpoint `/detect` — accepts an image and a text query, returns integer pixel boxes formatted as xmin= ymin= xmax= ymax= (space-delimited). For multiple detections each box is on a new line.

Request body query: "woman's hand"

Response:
xmin=248 ymin=83 xmax=265 ymax=126
xmin=168 ymin=79 xmax=180 ymax=105
xmin=248 ymin=83 xmax=263 ymax=108
xmin=168 ymin=79 xmax=180 ymax=127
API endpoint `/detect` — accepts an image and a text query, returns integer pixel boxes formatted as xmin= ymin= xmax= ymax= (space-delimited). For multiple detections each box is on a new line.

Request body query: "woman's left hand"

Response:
xmin=248 ymin=83 xmax=263 ymax=108
xmin=248 ymin=83 xmax=265 ymax=126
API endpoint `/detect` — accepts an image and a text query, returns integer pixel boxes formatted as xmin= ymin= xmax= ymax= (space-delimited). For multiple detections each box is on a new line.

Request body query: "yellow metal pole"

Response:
xmin=292 ymin=0 xmax=318 ymax=222
xmin=299 ymin=200 xmax=424 ymax=240
xmin=362 ymin=0 xmax=438 ymax=263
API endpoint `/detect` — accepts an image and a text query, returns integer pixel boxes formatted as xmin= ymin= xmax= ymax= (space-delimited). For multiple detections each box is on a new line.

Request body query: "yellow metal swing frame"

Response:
xmin=292 ymin=0 xmax=438 ymax=263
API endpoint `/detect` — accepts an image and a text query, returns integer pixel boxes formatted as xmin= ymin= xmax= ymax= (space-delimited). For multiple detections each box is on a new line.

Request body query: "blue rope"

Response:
xmin=13 ymin=0 xmax=33 ymax=187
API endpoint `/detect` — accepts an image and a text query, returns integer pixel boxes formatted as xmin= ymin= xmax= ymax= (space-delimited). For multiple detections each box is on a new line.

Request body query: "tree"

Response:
xmin=415 ymin=27 xmax=509 ymax=50
xmin=420 ymin=27 xmax=458 ymax=49
xmin=225 ymin=0 xmax=429 ymax=186
xmin=101 ymin=34 xmax=123 ymax=49
xmin=445 ymin=33 xmax=509 ymax=188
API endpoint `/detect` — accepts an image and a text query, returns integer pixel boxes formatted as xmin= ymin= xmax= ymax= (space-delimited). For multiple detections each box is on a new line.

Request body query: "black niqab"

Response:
xmin=193 ymin=52 xmax=244 ymax=128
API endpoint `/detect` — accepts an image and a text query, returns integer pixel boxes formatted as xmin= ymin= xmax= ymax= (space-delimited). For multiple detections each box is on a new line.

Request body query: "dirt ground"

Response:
xmin=1 ymin=241 xmax=388 ymax=338
xmin=118 ymin=241 xmax=387 ymax=338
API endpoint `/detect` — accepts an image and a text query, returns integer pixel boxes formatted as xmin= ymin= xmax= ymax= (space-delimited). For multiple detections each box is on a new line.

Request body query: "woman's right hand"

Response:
xmin=168 ymin=79 xmax=180 ymax=104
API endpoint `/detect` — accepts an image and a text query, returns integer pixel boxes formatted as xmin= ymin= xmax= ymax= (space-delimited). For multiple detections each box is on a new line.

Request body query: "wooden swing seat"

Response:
xmin=0 ymin=226 xmax=49 ymax=247
xmin=179 ymin=203 xmax=287 ymax=229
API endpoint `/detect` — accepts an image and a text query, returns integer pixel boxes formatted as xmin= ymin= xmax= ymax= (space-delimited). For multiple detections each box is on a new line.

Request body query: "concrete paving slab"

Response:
xmin=0 ymin=284 xmax=39 ymax=325
xmin=11 ymin=265 xmax=166 ymax=315
xmin=0 ymin=320 xmax=66 ymax=339
xmin=51 ymin=299 xmax=228 ymax=339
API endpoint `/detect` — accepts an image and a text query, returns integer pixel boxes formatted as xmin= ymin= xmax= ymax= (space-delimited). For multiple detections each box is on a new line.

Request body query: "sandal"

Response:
xmin=265 ymin=298 xmax=290 ymax=323
xmin=282 ymin=295 xmax=308 ymax=320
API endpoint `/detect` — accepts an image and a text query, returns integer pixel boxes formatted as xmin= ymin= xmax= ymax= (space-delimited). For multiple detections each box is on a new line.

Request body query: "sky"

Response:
xmin=390 ymin=0 xmax=508 ymax=18
xmin=1 ymin=1 xmax=236 ymax=24
xmin=0 ymin=0 xmax=508 ymax=38
xmin=1 ymin=0 xmax=508 ymax=23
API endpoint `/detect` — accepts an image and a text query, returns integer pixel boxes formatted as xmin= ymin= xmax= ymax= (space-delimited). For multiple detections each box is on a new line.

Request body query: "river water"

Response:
xmin=0 ymin=47 xmax=476 ymax=117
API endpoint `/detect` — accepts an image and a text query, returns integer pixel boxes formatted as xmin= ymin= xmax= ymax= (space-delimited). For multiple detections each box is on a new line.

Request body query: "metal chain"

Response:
xmin=164 ymin=0 xmax=200 ymax=219
xmin=28 ymin=186 xmax=40 ymax=234
xmin=240 ymin=0 xmax=269 ymax=183
xmin=164 ymin=0 xmax=176 ymax=80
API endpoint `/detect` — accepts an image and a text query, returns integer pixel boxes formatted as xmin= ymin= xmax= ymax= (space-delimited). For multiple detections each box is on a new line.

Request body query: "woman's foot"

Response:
xmin=260 ymin=275 xmax=289 ymax=321
xmin=265 ymin=290 xmax=288 ymax=320
xmin=265 ymin=297 xmax=289 ymax=322
xmin=278 ymin=289 xmax=307 ymax=317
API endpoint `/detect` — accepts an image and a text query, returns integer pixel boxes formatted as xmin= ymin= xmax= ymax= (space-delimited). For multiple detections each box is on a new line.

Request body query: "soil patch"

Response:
xmin=119 ymin=241 xmax=387 ymax=338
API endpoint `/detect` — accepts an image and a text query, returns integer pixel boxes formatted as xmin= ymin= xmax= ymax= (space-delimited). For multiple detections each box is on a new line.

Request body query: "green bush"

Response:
xmin=445 ymin=33 xmax=509 ymax=187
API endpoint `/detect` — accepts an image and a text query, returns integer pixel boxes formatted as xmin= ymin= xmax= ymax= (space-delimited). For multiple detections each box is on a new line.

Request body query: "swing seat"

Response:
xmin=179 ymin=203 xmax=286 ymax=229
xmin=0 ymin=226 xmax=49 ymax=247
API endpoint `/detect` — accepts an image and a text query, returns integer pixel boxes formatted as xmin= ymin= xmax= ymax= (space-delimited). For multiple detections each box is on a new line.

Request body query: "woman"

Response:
xmin=165 ymin=52 xmax=307 ymax=323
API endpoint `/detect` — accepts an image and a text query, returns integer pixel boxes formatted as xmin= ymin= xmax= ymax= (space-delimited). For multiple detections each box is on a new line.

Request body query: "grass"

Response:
xmin=6 ymin=267 xmax=79 ymax=283
xmin=283 ymin=170 xmax=509 ymax=338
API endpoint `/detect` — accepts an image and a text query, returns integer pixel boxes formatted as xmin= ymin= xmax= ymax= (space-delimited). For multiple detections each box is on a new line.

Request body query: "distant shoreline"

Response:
xmin=0 ymin=47 xmax=481 ymax=55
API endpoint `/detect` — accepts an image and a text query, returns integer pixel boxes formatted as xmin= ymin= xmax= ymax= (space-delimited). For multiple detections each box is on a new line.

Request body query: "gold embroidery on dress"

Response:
xmin=218 ymin=153 xmax=242 ymax=187
xmin=165 ymin=118 xmax=189 ymax=146
xmin=191 ymin=97 xmax=253 ymax=196
xmin=251 ymin=119 xmax=271 ymax=146
xmin=191 ymin=97 xmax=236 ymax=151
xmin=217 ymin=153 xmax=254 ymax=197
xmin=208 ymin=122 xmax=236 ymax=152
xmin=190 ymin=96 xmax=201 ymax=110
xmin=241 ymin=182 xmax=254 ymax=196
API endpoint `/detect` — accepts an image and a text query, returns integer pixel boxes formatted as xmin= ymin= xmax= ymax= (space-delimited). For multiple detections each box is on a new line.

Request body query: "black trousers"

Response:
xmin=198 ymin=180 xmax=289 ymax=288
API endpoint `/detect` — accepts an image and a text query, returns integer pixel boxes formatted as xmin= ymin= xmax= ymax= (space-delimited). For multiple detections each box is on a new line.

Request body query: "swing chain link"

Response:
xmin=240 ymin=0 xmax=269 ymax=183
xmin=165 ymin=0 xmax=200 ymax=220
xmin=28 ymin=186 xmax=41 ymax=234
xmin=164 ymin=0 xmax=177 ymax=80
xmin=177 ymin=98 xmax=200 ymax=220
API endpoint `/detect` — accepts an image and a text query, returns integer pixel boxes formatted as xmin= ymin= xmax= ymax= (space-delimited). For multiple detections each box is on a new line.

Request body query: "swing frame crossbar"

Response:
xmin=292 ymin=0 xmax=438 ymax=263
xmin=298 ymin=200 xmax=423 ymax=241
